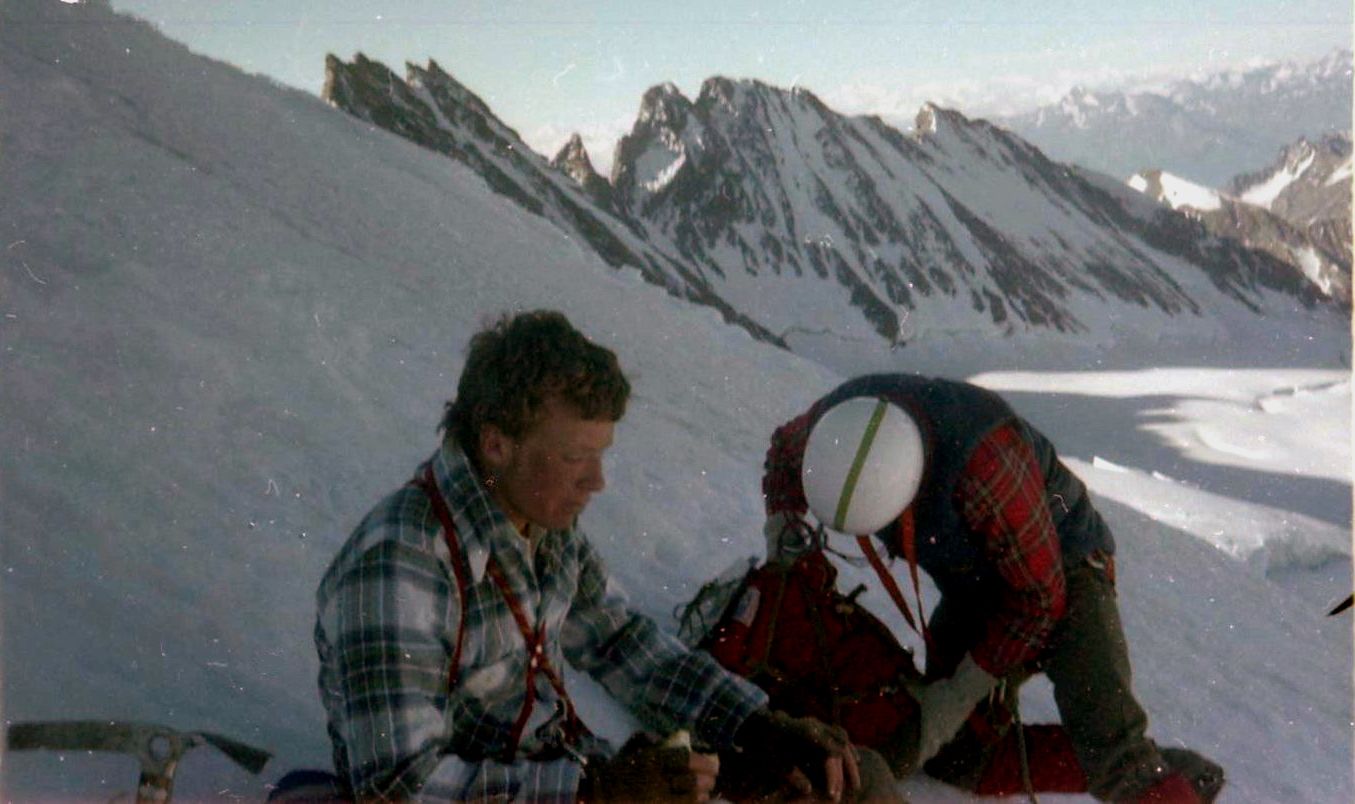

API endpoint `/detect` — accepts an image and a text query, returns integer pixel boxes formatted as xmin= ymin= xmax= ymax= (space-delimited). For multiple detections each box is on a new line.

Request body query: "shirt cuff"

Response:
xmin=694 ymin=670 xmax=769 ymax=750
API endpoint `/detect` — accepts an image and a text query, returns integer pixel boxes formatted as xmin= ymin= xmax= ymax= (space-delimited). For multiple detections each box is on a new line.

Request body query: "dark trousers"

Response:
xmin=925 ymin=559 xmax=1167 ymax=801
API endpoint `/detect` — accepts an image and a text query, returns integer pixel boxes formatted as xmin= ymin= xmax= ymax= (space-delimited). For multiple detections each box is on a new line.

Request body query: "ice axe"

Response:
xmin=5 ymin=720 xmax=271 ymax=803
xmin=1328 ymin=593 xmax=1353 ymax=616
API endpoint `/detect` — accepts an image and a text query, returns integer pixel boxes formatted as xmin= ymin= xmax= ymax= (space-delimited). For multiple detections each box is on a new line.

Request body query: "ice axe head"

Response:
xmin=5 ymin=720 xmax=271 ymax=803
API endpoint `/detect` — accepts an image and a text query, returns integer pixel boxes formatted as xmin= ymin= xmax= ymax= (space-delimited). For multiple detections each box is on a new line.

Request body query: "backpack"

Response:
xmin=682 ymin=550 xmax=1093 ymax=798
xmin=682 ymin=549 xmax=923 ymax=749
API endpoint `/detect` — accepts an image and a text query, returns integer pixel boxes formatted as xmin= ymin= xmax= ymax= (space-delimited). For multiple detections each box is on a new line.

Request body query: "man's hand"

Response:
xmin=581 ymin=733 xmax=719 ymax=803
xmin=721 ymin=709 xmax=861 ymax=802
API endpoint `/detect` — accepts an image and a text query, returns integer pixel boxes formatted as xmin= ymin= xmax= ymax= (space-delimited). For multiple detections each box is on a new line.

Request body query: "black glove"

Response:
xmin=579 ymin=733 xmax=714 ymax=803
xmin=719 ymin=709 xmax=860 ymax=802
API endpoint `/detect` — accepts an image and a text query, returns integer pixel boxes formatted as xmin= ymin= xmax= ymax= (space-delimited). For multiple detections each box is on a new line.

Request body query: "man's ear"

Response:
xmin=479 ymin=423 xmax=513 ymax=470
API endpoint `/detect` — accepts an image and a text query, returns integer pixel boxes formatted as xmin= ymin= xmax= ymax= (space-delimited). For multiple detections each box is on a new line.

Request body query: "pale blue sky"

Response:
xmin=109 ymin=1 xmax=1350 ymax=169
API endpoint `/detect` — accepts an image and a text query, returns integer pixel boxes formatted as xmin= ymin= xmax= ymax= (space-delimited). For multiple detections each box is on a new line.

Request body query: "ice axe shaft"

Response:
xmin=1328 ymin=593 xmax=1353 ymax=616
xmin=6 ymin=720 xmax=270 ymax=803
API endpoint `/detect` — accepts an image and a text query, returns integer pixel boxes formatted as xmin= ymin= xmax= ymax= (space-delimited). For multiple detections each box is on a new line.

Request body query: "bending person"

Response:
xmin=761 ymin=373 xmax=1224 ymax=804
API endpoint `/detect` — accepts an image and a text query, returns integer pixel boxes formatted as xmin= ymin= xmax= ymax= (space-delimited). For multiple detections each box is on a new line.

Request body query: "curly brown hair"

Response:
xmin=442 ymin=310 xmax=630 ymax=455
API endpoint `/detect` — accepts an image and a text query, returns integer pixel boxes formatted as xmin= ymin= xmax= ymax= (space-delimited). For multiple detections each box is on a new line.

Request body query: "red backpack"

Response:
xmin=689 ymin=548 xmax=923 ymax=749
xmin=681 ymin=547 xmax=1089 ymax=799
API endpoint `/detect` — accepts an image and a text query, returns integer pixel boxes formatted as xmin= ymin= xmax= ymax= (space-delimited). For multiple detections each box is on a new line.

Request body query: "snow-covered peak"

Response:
xmin=1125 ymin=139 xmax=1352 ymax=306
xmin=1325 ymin=155 xmax=1352 ymax=187
xmin=1057 ymin=86 xmax=1097 ymax=126
xmin=1239 ymin=147 xmax=1317 ymax=210
xmin=1174 ymin=49 xmax=1352 ymax=102
xmin=1313 ymin=47 xmax=1355 ymax=81
xmin=612 ymin=82 xmax=709 ymax=206
xmin=1231 ymin=133 xmax=1352 ymax=224
xmin=1001 ymin=49 xmax=1352 ymax=186
xmin=695 ymin=75 xmax=825 ymax=117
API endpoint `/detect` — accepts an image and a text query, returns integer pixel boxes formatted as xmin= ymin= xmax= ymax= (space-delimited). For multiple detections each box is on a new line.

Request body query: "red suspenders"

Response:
xmin=414 ymin=466 xmax=583 ymax=759
xmin=856 ymin=507 xmax=932 ymax=652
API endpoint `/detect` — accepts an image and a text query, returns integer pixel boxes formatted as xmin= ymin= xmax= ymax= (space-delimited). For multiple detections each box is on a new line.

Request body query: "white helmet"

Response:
xmin=802 ymin=397 xmax=925 ymax=535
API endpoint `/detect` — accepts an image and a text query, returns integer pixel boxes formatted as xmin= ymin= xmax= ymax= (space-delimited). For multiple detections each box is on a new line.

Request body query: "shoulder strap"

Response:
xmin=414 ymin=465 xmax=584 ymax=757
xmin=856 ymin=508 xmax=931 ymax=651
xmin=413 ymin=465 xmax=471 ymax=690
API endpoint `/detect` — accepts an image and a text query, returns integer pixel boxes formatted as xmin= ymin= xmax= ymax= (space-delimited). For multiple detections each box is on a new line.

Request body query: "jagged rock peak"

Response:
xmin=321 ymin=52 xmax=398 ymax=107
xmin=698 ymin=76 xmax=760 ymax=103
xmin=321 ymin=53 xmax=343 ymax=98
xmin=333 ymin=51 xmax=388 ymax=75
xmin=696 ymin=75 xmax=828 ymax=114
xmin=553 ymin=133 xmax=588 ymax=162
xmin=913 ymin=104 xmax=936 ymax=135
xmin=551 ymin=133 xmax=597 ymax=176
xmin=637 ymin=82 xmax=694 ymax=126
xmin=550 ymin=133 xmax=614 ymax=206
xmin=1228 ymin=131 xmax=1354 ymax=198
xmin=696 ymin=75 xmax=742 ymax=108
xmin=1287 ymin=132 xmax=1353 ymax=163
xmin=406 ymin=59 xmax=494 ymax=118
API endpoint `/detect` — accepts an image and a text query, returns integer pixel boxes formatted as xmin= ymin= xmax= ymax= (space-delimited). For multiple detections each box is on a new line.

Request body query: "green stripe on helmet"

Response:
xmin=833 ymin=398 xmax=889 ymax=531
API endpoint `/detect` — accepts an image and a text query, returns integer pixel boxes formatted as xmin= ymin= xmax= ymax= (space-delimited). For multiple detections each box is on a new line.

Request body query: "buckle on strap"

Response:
xmin=1085 ymin=550 xmax=1116 ymax=584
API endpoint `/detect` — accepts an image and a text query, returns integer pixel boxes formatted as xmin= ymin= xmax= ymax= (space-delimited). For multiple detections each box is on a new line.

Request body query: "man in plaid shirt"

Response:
xmin=761 ymin=374 xmax=1224 ymax=804
xmin=314 ymin=311 xmax=888 ymax=802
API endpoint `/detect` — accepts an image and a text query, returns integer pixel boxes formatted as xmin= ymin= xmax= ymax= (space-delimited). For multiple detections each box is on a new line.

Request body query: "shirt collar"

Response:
xmin=428 ymin=438 xmax=530 ymax=584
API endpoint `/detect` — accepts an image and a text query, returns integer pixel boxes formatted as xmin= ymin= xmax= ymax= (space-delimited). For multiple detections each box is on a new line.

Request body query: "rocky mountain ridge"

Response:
xmin=603 ymin=77 xmax=1321 ymax=341
xmin=321 ymin=54 xmax=783 ymax=345
xmin=324 ymin=54 xmax=1336 ymax=351
xmin=1130 ymin=133 xmax=1351 ymax=304
xmin=1232 ymin=133 xmax=1352 ymax=225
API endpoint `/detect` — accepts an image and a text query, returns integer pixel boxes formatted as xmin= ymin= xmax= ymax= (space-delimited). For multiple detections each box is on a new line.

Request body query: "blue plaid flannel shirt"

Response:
xmin=315 ymin=439 xmax=767 ymax=801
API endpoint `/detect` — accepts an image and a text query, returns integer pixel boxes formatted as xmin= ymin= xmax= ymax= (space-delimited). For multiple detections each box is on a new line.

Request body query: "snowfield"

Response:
xmin=1 ymin=1 xmax=1349 ymax=801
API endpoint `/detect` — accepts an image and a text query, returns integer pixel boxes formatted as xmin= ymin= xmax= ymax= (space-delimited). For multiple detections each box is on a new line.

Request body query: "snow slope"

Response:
xmin=1128 ymin=172 xmax=1224 ymax=212
xmin=1240 ymin=150 xmax=1318 ymax=210
xmin=1 ymin=2 xmax=1349 ymax=801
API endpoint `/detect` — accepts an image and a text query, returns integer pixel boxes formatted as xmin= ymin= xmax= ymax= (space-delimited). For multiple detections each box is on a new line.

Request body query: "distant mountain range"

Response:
xmin=997 ymin=50 xmax=1352 ymax=186
xmin=324 ymin=54 xmax=1341 ymax=351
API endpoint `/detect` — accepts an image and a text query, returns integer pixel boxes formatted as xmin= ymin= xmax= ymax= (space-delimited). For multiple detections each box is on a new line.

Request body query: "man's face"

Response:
xmin=479 ymin=396 xmax=614 ymax=533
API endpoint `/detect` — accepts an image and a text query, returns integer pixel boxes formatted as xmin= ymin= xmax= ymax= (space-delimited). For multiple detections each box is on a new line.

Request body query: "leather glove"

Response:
xmin=720 ymin=709 xmax=861 ymax=802
xmin=580 ymin=733 xmax=718 ymax=803
xmin=911 ymin=654 xmax=998 ymax=765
